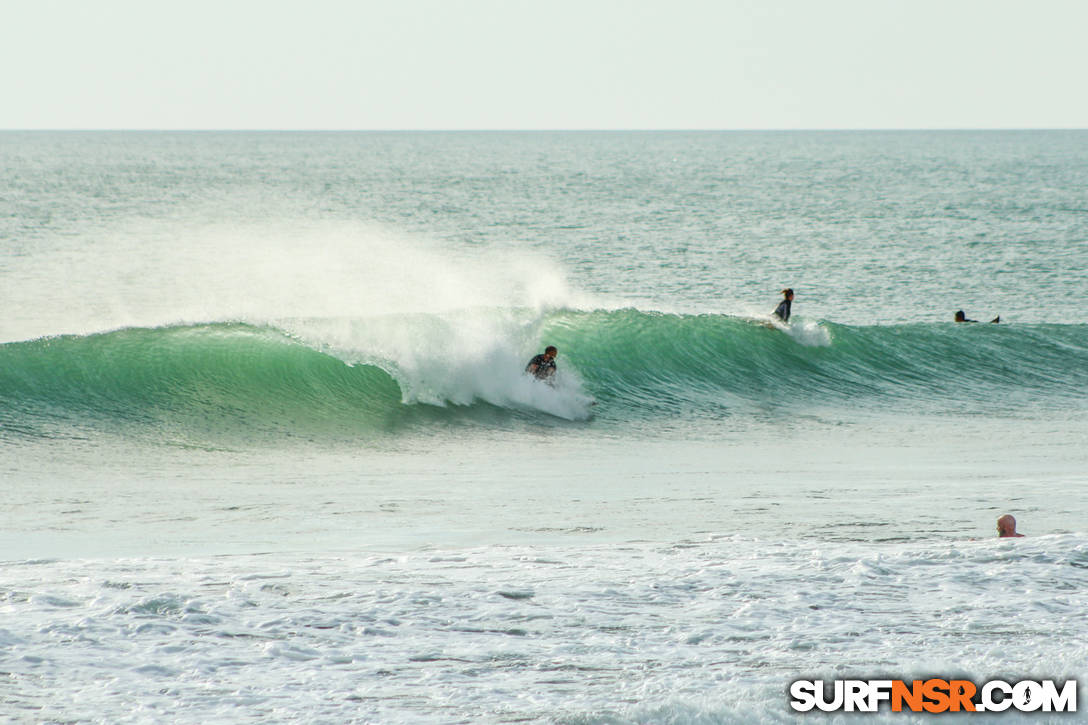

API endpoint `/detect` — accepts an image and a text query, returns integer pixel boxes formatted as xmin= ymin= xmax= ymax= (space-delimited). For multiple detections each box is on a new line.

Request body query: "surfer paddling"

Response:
xmin=954 ymin=310 xmax=1000 ymax=323
xmin=525 ymin=346 xmax=558 ymax=382
xmin=772 ymin=288 xmax=794 ymax=323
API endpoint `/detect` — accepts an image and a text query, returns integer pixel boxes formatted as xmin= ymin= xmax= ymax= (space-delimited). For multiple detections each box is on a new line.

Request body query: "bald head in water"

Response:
xmin=997 ymin=514 xmax=1023 ymax=538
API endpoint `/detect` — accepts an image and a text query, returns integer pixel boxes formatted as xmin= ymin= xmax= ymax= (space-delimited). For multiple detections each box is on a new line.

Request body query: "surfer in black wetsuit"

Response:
xmin=525 ymin=346 xmax=558 ymax=382
xmin=954 ymin=310 xmax=1000 ymax=323
xmin=773 ymin=288 xmax=794 ymax=323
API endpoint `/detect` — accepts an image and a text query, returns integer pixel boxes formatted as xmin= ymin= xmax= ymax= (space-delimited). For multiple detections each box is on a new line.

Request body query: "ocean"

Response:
xmin=1 ymin=131 xmax=1086 ymax=722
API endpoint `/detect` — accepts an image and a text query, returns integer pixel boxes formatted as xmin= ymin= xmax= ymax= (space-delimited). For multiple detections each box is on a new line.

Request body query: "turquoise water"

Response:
xmin=3 ymin=316 xmax=1087 ymax=439
xmin=1 ymin=131 xmax=1087 ymax=722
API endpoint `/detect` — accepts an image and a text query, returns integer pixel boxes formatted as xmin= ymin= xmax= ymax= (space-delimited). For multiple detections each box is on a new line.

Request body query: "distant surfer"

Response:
xmin=955 ymin=310 xmax=1000 ymax=323
xmin=772 ymin=288 xmax=794 ymax=323
xmin=525 ymin=346 xmax=558 ymax=382
xmin=997 ymin=514 xmax=1024 ymax=538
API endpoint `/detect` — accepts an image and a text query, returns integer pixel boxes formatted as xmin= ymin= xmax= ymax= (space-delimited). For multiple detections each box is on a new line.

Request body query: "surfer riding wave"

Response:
xmin=525 ymin=346 xmax=558 ymax=383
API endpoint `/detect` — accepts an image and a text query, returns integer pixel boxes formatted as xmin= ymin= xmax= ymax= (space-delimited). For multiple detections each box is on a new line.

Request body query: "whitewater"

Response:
xmin=2 ymin=131 xmax=1087 ymax=723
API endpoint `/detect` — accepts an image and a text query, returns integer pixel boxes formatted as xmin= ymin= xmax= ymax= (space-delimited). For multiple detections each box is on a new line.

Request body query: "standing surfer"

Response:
xmin=773 ymin=288 xmax=794 ymax=323
xmin=525 ymin=346 xmax=558 ymax=382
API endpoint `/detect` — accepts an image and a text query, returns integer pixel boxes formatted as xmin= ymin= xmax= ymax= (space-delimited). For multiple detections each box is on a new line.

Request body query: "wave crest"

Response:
xmin=2 ymin=310 xmax=1086 ymax=443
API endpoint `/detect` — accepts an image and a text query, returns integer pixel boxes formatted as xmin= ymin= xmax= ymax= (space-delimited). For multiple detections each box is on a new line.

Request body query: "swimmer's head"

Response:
xmin=544 ymin=345 xmax=557 ymax=358
xmin=997 ymin=514 xmax=1018 ymax=537
xmin=955 ymin=310 xmax=967 ymax=322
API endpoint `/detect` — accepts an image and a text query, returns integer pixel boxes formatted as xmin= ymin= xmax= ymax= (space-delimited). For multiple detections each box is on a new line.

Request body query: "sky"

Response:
xmin=2 ymin=0 xmax=1087 ymax=130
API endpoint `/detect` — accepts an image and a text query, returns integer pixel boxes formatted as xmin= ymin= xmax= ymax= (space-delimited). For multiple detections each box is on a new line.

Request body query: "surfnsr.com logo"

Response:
xmin=789 ymin=679 xmax=1077 ymax=713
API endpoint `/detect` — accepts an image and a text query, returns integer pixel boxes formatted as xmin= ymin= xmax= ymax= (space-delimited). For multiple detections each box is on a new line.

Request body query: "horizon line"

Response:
xmin=2 ymin=127 xmax=1086 ymax=133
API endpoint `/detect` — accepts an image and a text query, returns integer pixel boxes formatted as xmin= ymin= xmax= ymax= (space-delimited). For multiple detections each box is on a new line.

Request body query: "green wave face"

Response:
xmin=0 ymin=324 xmax=405 ymax=444
xmin=2 ymin=313 xmax=1086 ymax=445
xmin=544 ymin=310 xmax=1088 ymax=414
